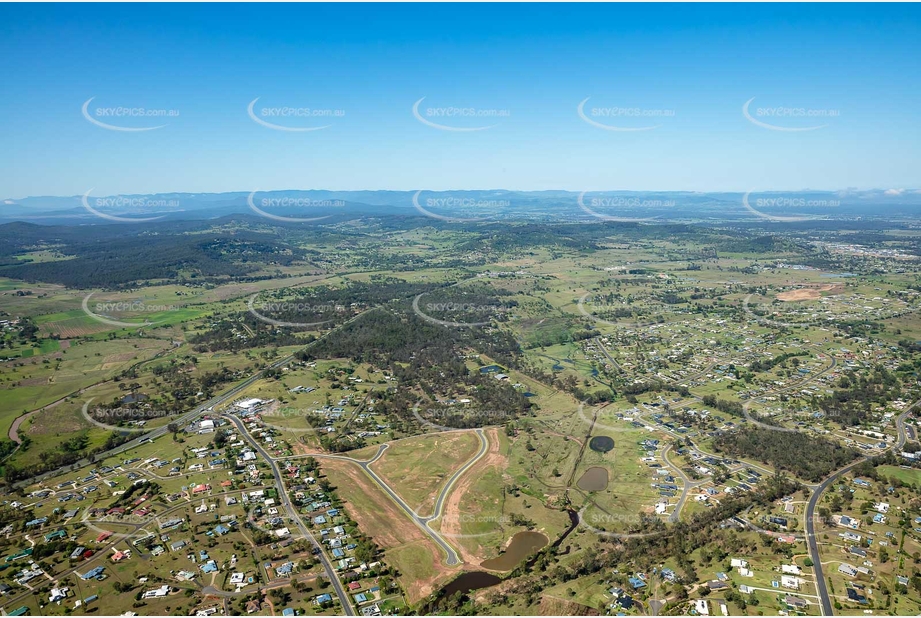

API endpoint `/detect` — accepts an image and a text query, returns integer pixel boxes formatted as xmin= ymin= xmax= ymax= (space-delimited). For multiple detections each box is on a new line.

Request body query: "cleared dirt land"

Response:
xmin=776 ymin=283 xmax=844 ymax=301
xmin=438 ymin=427 xmax=507 ymax=564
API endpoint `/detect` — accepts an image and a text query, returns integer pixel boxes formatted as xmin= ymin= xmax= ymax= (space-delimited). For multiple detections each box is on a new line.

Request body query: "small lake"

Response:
xmin=589 ymin=435 xmax=614 ymax=453
xmin=439 ymin=571 xmax=503 ymax=597
xmin=577 ymin=466 xmax=609 ymax=491
xmin=479 ymin=531 xmax=549 ymax=571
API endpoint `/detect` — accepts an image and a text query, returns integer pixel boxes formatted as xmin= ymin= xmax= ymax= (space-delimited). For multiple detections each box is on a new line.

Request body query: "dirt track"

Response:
xmin=776 ymin=283 xmax=844 ymax=301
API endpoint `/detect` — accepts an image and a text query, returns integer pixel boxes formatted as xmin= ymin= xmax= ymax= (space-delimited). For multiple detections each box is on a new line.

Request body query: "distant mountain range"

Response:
xmin=2 ymin=189 xmax=920 ymax=225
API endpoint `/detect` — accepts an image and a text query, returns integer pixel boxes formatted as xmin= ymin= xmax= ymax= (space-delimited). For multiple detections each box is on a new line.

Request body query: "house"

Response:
xmin=846 ymin=588 xmax=867 ymax=604
xmin=275 ymin=562 xmax=294 ymax=577
xmin=781 ymin=564 xmax=801 ymax=575
xmin=628 ymin=577 xmax=646 ymax=589
xmin=49 ymin=587 xmax=69 ymax=603
xmin=874 ymin=502 xmax=890 ymax=514
xmin=849 ymin=546 xmax=867 ymax=558
xmin=781 ymin=575 xmax=801 ymax=589
xmin=730 ymin=558 xmax=748 ymax=568
xmin=836 ymin=515 xmax=860 ymax=530
xmin=838 ymin=564 xmax=858 ymax=577
xmin=79 ymin=567 xmax=105 ymax=580
xmin=694 ymin=599 xmax=709 ymax=616
xmin=767 ymin=516 xmax=788 ymax=529
xmin=314 ymin=594 xmax=333 ymax=605
xmin=841 ymin=531 xmax=862 ymax=543
xmin=785 ymin=595 xmax=807 ymax=610
xmin=45 ymin=530 xmax=67 ymax=542
xmin=282 ymin=610 xmax=296 ymax=617
xmin=143 ymin=585 xmax=171 ymax=599
xmin=246 ymin=600 xmax=263 ymax=613
xmin=229 ymin=572 xmax=245 ymax=585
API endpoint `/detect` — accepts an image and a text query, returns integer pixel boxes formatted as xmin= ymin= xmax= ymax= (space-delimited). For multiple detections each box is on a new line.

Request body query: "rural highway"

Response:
xmin=14 ymin=353 xmax=296 ymax=489
xmin=805 ymin=406 xmax=914 ymax=617
xmin=223 ymin=414 xmax=355 ymax=615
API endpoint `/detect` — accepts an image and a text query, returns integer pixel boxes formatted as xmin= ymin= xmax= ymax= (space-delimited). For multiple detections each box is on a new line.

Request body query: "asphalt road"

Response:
xmin=224 ymin=414 xmax=355 ymax=616
xmin=423 ymin=428 xmax=488 ymax=526
xmin=661 ymin=443 xmax=702 ymax=522
xmin=806 ymin=406 xmax=914 ymax=616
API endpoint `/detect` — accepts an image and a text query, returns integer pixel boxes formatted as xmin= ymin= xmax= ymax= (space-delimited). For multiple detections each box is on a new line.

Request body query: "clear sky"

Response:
xmin=1 ymin=3 xmax=919 ymax=198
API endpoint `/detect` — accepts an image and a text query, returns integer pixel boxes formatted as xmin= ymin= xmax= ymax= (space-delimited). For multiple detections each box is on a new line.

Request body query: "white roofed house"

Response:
xmin=781 ymin=575 xmax=801 ymax=590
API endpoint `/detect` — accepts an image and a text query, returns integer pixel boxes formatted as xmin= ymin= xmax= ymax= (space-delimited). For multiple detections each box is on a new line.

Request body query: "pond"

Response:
xmin=479 ymin=531 xmax=549 ymax=571
xmin=589 ymin=435 xmax=614 ymax=453
xmin=576 ymin=466 xmax=609 ymax=491
xmin=439 ymin=571 xmax=503 ymax=597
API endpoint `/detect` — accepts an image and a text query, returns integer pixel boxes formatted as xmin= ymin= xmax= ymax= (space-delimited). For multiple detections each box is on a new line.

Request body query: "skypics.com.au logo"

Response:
xmin=577 ymin=191 xmax=675 ymax=222
xmin=81 ymin=190 xmax=178 ymax=223
xmin=412 ymin=293 xmax=503 ymax=328
xmin=578 ymin=98 xmax=675 ymax=132
xmin=412 ymin=97 xmax=509 ymax=132
xmin=81 ymin=399 xmax=177 ymax=433
xmin=247 ymin=98 xmax=345 ymax=132
xmin=247 ymin=295 xmax=346 ymax=329
xmin=82 ymin=97 xmax=179 ymax=132
xmin=247 ymin=191 xmax=344 ymax=223
xmin=81 ymin=292 xmax=178 ymax=328
xmin=742 ymin=191 xmax=837 ymax=222
xmin=411 ymin=191 xmax=510 ymax=222
xmin=743 ymin=97 xmax=839 ymax=132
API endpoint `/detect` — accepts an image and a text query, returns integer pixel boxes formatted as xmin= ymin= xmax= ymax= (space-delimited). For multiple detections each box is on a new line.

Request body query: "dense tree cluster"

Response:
xmin=713 ymin=426 xmax=859 ymax=481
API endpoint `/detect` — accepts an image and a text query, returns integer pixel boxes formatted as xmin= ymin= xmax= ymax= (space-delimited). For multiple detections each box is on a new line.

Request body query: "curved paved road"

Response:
xmin=806 ymin=406 xmax=914 ymax=616
xmin=308 ymin=428 xmax=490 ymax=565
xmin=661 ymin=443 xmax=702 ymax=522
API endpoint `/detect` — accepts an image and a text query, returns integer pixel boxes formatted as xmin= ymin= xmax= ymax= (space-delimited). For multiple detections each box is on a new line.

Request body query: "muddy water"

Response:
xmin=479 ymin=530 xmax=549 ymax=571
xmin=439 ymin=571 xmax=503 ymax=598
xmin=576 ymin=466 xmax=609 ymax=491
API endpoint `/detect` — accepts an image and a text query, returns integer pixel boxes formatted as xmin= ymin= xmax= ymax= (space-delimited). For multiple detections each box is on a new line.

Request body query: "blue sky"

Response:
xmin=1 ymin=3 xmax=919 ymax=197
